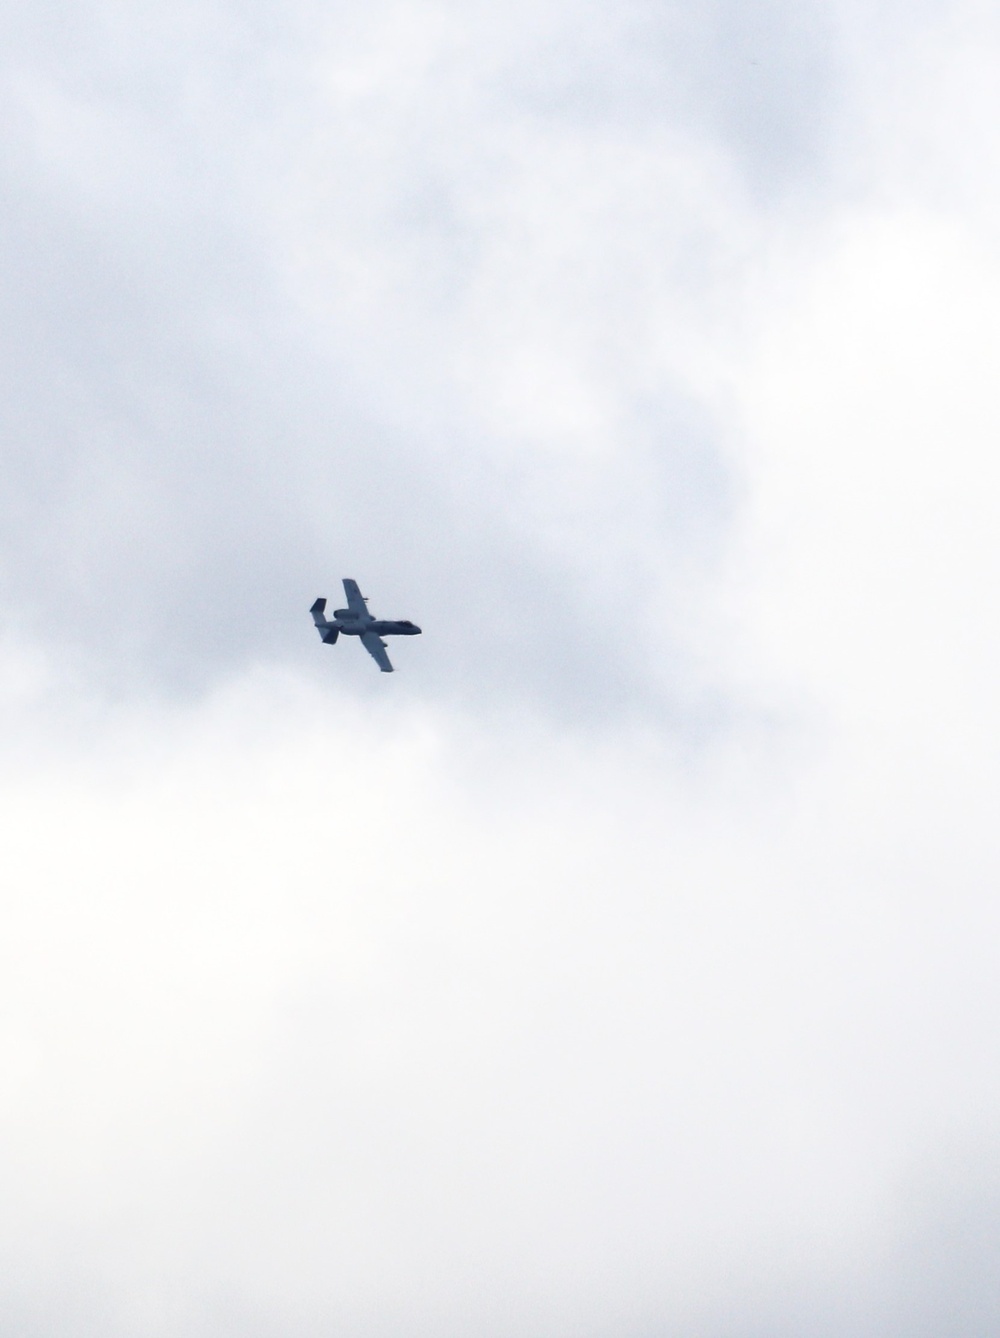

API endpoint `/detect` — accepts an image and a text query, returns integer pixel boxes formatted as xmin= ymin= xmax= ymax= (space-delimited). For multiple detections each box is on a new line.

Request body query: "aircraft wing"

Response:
xmin=361 ymin=631 xmax=393 ymax=673
xmin=342 ymin=578 xmax=371 ymax=619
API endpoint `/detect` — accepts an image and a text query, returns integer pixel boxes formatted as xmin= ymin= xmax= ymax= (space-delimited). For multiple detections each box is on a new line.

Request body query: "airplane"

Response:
xmin=310 ymin=578 xmax=421 ymax=673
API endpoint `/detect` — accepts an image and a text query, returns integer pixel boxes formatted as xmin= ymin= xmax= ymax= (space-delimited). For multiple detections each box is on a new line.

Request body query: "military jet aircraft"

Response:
xmin=310 ymin=578 xmax=421 ymax=673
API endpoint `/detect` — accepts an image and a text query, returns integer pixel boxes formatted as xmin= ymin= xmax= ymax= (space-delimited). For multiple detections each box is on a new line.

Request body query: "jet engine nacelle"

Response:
xmin=333 ymin=608 xmax=353 ymax=619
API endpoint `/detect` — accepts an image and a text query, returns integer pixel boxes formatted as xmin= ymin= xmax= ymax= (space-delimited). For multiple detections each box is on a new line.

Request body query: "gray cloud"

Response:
xmin=0 ymin=0 xmax=835 ymax=719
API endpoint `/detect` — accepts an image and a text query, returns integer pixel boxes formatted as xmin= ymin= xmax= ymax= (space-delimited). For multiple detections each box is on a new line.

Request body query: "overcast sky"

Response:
xmin=3 ymin=1 xmax=1000 ymax=1334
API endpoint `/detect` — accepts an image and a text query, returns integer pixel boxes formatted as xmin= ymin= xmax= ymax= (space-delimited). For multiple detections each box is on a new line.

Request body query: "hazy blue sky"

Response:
xmin=2 ymin=1 xmax=1000 ymax=1334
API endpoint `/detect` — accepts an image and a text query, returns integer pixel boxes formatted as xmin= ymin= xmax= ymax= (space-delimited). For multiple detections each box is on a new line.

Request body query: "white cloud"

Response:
xmin=3 ymin=0 xmax=1000 ymax=1333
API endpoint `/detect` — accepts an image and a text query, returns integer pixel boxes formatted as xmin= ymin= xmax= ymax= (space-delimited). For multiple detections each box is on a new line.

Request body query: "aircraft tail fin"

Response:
xmin=311 ymin=597 xmax=340 ymax=643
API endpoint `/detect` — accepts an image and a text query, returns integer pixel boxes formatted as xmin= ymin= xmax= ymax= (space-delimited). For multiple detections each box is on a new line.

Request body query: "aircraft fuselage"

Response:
xmin=334 ymin=619 xmax=421 ymax=636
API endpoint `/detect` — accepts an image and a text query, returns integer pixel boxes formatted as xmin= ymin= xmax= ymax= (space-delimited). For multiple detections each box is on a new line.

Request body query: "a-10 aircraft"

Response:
xmin=310 ymin=578 xmax=421 ymax=673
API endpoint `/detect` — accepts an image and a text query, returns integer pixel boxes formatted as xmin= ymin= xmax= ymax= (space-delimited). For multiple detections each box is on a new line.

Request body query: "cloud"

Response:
xmin=2 ymin=0 xmax=1000 ymax=1334
xmin=0 ymin=0 xmax=829 ymax=715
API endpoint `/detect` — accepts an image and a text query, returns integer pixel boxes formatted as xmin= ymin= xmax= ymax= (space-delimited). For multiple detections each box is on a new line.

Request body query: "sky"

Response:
xmin=2 ymin=0 xmax=1000 ymax=1334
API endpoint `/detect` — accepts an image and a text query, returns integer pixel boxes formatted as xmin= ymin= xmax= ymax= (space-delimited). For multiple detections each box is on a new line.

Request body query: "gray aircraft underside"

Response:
xmin=310 ymin=578 xmax=421 ymax=673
